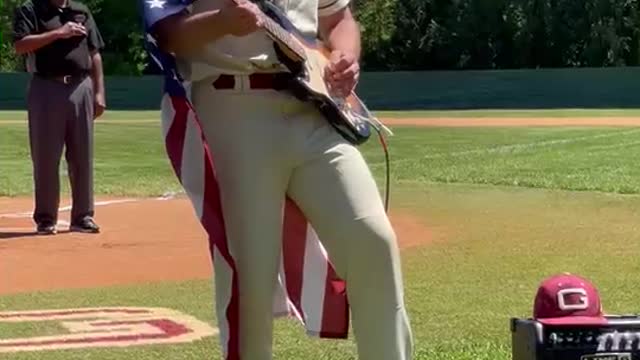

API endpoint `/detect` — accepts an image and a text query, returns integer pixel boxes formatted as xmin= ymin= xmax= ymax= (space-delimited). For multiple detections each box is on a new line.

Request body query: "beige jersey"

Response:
xmin=178 ymin=0 xmax=350 ymax=81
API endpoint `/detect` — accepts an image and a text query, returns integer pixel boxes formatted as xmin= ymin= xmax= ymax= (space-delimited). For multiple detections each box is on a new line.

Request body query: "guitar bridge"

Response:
xmin=334 ymin=97 xmax=394 ymax=137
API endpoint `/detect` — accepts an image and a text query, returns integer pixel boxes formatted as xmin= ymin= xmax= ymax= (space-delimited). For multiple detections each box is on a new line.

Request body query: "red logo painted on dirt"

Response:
xmin=0 ymin=307 xmax=218 ymax=352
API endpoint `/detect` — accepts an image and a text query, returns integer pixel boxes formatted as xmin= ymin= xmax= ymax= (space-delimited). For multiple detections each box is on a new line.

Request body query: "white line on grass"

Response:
xmin=0 ymin=120 xmax=158 ymax=125
xmin=586 ymin=140 xmax=640 ymax=151
xmin=0 ymin=192 xmax=183 ymax=220
xmin=0 ymin=199 xmax=136 ymax=219
xmin=371 ymin=128 xmax=640 ymax=167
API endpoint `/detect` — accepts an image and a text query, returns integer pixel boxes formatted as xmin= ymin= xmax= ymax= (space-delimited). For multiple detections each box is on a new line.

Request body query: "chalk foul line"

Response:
xmin=0 ymin=192 xmax=183 ymax=229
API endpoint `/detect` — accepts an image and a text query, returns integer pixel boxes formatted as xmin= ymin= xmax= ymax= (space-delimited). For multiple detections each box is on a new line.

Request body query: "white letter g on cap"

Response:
xmin=557 ymin=288 xmax=589 ymax=310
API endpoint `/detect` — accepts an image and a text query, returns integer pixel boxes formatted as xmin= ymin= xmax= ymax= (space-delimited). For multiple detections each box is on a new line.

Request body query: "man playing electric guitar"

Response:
xmin=148 ymin=0 xmax=413 ymax=358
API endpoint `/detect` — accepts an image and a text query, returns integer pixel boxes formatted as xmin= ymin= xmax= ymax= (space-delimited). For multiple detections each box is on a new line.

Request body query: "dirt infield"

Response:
xmin=382 ymin=116 xmax=640 ymax=127
xmin=0 ymin=196 xmax=432 ymax=296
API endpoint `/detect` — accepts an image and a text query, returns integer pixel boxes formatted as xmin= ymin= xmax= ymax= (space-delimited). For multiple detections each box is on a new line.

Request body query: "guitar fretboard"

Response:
xmin=259 ymin=13 xmax=307 ymax=60
xmin=230 ymin=0 xmax=307 ymax=60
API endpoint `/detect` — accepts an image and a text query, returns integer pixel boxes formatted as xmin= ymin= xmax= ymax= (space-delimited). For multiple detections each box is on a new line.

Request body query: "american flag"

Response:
xmin=139 ymin=1 xmax=350 ymax=358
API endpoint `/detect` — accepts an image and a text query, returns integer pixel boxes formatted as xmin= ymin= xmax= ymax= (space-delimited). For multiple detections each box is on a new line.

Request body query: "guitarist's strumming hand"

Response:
xmin=325 ymin=50 xmax=360 ymax=98
xmin=220 ymin=0 xmax=264 ymax=37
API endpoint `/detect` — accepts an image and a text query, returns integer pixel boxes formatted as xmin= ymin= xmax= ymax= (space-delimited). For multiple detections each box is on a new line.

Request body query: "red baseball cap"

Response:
xmin=533 ymin=273 xmax=608 ymax=326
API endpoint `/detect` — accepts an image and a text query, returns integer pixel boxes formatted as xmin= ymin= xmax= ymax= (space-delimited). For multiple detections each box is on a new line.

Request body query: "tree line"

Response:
xmin=2 ymin=0 xmax=640 ymax=74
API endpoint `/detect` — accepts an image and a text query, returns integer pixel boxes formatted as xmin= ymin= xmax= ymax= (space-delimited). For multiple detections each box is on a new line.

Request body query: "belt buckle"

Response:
xmin=62 ymin=75 xmax=72 ymax=84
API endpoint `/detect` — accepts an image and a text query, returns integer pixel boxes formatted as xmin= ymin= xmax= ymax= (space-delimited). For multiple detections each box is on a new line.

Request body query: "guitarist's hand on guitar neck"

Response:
xmin=324 ymin=50 xmax=360 ymax=98
xmin=221 ymin=0 xmax=264 ymax=37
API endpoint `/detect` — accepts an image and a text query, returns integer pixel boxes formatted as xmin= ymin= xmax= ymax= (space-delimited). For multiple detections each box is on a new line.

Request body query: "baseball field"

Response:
xmin=1 ymin=109 xmax=640 ymax=359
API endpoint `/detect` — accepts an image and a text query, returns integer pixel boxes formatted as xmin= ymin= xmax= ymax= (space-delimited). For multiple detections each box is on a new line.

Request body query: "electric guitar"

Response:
xmin=232 ymin=0 xmax=392 ymax=145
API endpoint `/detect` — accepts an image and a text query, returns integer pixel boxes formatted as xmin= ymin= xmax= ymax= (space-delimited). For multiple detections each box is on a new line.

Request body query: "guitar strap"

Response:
xmin=250 ymin=0 xmax=275 ymax=13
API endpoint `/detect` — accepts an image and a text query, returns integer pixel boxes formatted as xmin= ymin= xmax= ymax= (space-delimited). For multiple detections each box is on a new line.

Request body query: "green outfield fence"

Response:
xmin=2 ymin=67 xmax=640 ymax=110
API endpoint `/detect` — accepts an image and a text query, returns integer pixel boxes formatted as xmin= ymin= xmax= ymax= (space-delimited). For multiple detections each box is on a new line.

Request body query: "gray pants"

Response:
xmin=27 ymin=75 xmax=95 ymax=226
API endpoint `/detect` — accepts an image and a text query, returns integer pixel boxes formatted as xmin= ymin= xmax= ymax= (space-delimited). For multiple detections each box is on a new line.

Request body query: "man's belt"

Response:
xmin=212 ymin=73 xmax=292 ymax=91
xmin=36 ymin=72 xmax=89 ymax=85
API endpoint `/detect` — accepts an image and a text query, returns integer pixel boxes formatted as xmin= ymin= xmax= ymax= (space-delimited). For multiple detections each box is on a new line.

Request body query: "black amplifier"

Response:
xmin=511 ymin=316 xmax=640 ymax=360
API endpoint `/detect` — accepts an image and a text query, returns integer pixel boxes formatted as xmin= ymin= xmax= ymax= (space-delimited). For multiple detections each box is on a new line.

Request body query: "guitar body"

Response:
xmin=259 ymin=1 xmax=382 ymax=145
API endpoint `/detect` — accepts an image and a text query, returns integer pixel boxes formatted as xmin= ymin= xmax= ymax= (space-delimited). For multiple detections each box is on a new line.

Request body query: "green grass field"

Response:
xmin=2 ymin=109 xmax=640 ymax=359
xmin=2 ymin=110 xmax=640 ymax=196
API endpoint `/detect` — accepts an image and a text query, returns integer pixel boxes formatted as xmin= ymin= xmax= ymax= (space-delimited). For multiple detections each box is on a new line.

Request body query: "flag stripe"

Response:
xmin=212 ymin=247 xmax=233 ymax=356
xmin=321 ymin=266 xmax=349 ymax=338
xmin=163 ymin=95 xmax=241 ymax=359
xmin=160 ymin=95 xmax=175 ymax=140
xmin=301 ymin=227 xmax=328 ymax=334
xmin=201 ymin=152 xmax=240 ymax=359
xmin=282 ymin=199 xmax=308 ymax=322
xmin=164 ymin=97 xmax=188 ymax=179
xmin=179 ymin=111 xmax=205 ymax=217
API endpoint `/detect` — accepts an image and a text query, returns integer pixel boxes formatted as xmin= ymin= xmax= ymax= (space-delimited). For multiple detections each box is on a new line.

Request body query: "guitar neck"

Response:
xmin=260 ymin=14 xmax=307 ymax=60
xmin=230 ymin=0 xmax=307 ymax=61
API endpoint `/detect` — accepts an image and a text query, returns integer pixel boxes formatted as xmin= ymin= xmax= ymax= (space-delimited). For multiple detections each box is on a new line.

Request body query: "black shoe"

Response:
xmin=70 ymin=218 xmax=100 ymax=234
xmin=37 ymin=223 xmax=57 ymax=235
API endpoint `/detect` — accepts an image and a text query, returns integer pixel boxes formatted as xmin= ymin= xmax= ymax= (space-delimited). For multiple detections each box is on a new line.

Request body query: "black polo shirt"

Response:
xmin=12 ymin=0 xmax=105 ymax=77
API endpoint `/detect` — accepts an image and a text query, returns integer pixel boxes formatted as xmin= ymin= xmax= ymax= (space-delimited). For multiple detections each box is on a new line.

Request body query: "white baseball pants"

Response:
xmin=188 ymin=75 xmax=413 ymax=360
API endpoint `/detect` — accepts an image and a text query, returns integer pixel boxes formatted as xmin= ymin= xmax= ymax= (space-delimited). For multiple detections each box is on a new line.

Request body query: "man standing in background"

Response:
xmin=12 ymin=0 xmax=105 ymax=235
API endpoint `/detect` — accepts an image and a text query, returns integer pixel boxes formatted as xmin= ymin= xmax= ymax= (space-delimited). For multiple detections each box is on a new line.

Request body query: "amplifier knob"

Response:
xmin=632 ymin=332 xmax=640 ymax=350
xmin=622 ymin=332 xmax=633 ymax=351
xmin=586 ymin=335 xmax=594 ymax=343
xmin=604 ymin=334 xmax=614 ymax=351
